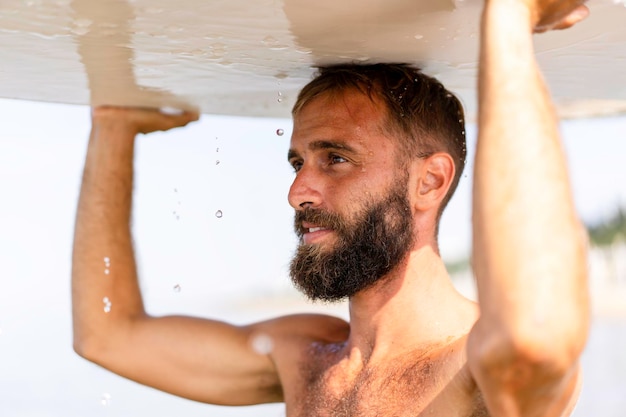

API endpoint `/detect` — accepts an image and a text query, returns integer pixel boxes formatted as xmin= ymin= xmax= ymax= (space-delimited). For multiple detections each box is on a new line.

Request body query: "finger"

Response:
xmin=552 ymin=4 xmax=589 ymax=30
xmin=535 ymin=4 xmax=590 ymax=33
xmin=150 ymin=111 xmax=199 ymax=133
xmin=159 ymin=106 xmax=200 ymax=123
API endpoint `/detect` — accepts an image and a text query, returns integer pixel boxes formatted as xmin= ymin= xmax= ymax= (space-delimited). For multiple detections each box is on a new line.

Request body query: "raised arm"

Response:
xmin=72 ymin=107 xmax=283 ymax=405
xmin=467 ymin=1 xmax=590 ymax=416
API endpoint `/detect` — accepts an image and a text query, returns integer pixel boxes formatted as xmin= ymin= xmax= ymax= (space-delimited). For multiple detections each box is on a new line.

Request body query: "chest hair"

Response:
xmin=295 ymin=343 xmax=489 ymax=417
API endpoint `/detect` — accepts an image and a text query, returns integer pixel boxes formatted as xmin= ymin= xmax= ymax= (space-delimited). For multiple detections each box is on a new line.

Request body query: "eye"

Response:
xmin=328 ymin=154 xmax=347 ymax=165
xmin=290 ymin=159 xmax=303 ymax=173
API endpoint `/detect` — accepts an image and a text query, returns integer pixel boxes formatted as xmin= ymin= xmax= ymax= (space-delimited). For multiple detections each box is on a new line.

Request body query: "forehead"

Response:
xmin=290 ymin=89 xmax=392 ymax=151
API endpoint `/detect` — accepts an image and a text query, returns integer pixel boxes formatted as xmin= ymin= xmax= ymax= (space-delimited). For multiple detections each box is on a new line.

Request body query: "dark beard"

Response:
xmin=289 ymin=181 xmax=415 ymax=302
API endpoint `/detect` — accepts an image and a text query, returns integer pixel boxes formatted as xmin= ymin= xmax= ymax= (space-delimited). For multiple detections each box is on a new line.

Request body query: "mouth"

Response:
xmin=294 ymin=208 xmax=342 ymax=245
xmin=300 ymin=222 xmax=333 ymax=244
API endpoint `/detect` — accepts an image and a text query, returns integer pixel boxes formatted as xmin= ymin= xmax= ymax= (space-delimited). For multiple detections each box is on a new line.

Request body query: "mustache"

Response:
xmin=294 ymin=208 xmax=345 ymax=238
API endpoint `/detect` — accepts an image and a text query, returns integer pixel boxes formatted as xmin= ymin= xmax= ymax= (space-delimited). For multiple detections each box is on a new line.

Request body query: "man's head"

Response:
xmin=288 ymin=64 xmax=466 ymax=301
xmin=292 ymin=63 xmax=466 ymax=216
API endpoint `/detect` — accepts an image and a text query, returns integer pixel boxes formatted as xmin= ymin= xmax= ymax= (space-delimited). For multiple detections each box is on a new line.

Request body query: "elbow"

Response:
xmin=73 ymin=331 xmax=105 ymax=364
xmin=72 ymin=314 xmax=148 ymax=365
xmin=469 ymin=318 xmax=588 ymax=392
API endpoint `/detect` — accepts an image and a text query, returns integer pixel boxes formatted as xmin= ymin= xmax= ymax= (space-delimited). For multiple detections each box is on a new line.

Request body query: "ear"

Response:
xmin=412 ymin=153 xmax=455 ymax=212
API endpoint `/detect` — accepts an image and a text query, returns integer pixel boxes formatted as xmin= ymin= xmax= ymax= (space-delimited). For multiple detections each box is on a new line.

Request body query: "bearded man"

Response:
xmin=72 ymin=0 xmax=591 ymax=415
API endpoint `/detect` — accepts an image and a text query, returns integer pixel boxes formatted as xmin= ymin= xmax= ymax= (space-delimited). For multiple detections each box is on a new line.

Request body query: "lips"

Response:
xmin=302 ymin=222 xmax=329 ymax=234
xmin=294 ymin=209 xmax=341 ymax=241
xmin=300 ymin=222 xmax=332 ymax=244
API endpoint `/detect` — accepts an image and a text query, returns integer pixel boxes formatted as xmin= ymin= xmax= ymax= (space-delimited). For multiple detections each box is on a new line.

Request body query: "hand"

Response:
xmin=529 ymin=0 xmax=589 ymax=32
xmin=91 ymin=106 xmax=199 ymax=135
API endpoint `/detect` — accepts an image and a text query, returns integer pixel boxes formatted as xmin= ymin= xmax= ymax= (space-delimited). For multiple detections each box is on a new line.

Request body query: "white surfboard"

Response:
xmin=1 ymin=0 xmax=625 ymax=119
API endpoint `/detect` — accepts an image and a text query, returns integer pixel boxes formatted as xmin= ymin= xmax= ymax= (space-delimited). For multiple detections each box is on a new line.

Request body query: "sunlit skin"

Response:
xmin=287 ymin=91 xmax=454 ymax=255
xmin=71 ymin=0 xmax=590 ymax=415
xmin=288 ymin=92 xmax=411 ymax=248
xmin=286 ymin=89 xmax=475 ymax=350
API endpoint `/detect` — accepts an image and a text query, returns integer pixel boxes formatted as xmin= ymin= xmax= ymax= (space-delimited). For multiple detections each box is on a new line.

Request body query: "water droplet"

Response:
xmin=74 ymin=18 xmax=93 ymax=28
xmin=276 ymin=129 xmax=284 ymax=136
xmin=103 ymin=297 xmax=112 ymax=313
xmin=71 ymin=26 xmax=90 ymax=36
xmin=215 ymin=160 xmax=220 ymax=165
xmin=173 ymin=284 xmax=181 ymax=293
xmin=215 ymin=210 xmax=223 ymax=218
xmin=276 ymin=78 xmax=284 ymax=103
xmin=104 ymin=269 xmax=110 ymax=275
xmin=216 ymin=147 xmax=219 ymax=153
xmin=295 ymin=46 xmax=312 ymax=55
xmin=101 ymin=393 xmax=112 ymax=406
xmin=262 ymin=35 xmax=277 ymax=46
xmin=251 ymin=333 xmax=274 ymax=355
xmin=414 ymin=34 xmax=424 ymax=40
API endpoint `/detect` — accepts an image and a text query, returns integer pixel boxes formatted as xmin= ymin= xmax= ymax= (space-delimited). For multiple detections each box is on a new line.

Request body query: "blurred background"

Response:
xmin=0 ymin=97 xmax=624 ymax=416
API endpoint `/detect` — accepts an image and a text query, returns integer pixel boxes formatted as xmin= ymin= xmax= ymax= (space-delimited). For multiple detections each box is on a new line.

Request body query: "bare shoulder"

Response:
xmin=245 ymin=313 xmax=350 ymax=347
xmin=244 ymin=313 xmax=349 ymax=390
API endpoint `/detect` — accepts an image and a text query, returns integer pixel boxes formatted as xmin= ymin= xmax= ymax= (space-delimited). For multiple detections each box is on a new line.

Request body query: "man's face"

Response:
xmin=290 ymin=176 xmax=415 ymax=301
xmin=287 ymin=90 xmax=416 ymax=301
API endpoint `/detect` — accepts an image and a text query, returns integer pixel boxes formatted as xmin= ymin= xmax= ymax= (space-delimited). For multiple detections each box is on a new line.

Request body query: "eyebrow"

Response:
xmin=287 ymin=140 xmax=357 ymax=161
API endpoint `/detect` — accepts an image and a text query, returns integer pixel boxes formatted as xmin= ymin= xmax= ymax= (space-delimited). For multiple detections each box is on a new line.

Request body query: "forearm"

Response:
xmin=470 ymin=0 xmax=589 ymax=414
xmin=72 ymin=116 xmax=146 ymax=353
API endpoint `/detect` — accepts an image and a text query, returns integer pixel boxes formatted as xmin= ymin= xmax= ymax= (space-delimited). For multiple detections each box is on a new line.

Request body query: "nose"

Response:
xmin=288 ymin=164 xmax=323 ymax=210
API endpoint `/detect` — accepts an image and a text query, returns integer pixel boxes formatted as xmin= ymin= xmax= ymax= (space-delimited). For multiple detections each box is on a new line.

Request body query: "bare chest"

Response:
xmin=286 ymin=345 xmax=488 ymax=417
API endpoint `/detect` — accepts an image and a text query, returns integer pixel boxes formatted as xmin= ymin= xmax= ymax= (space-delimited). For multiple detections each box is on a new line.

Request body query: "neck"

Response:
xmin=346 ymin=244 xmax=478 ymax=363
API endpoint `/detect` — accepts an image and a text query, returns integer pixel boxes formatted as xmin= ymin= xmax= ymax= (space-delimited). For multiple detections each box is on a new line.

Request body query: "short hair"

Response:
xmin=292 ymin=63 xmax=466 ymax=219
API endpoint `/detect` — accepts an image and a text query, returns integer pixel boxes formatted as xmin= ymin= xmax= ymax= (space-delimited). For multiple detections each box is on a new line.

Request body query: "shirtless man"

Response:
xmin=72 ymin=0 xmax=591 ymax=415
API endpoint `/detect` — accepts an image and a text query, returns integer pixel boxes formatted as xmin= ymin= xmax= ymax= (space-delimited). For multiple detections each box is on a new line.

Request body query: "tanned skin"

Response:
xmin=72 ymin=0 xmax=590 ymax=415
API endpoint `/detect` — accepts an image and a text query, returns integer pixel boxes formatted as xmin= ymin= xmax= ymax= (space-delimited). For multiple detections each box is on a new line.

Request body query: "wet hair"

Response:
xmin=292 ymin=63 xmax=466 ymax=219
